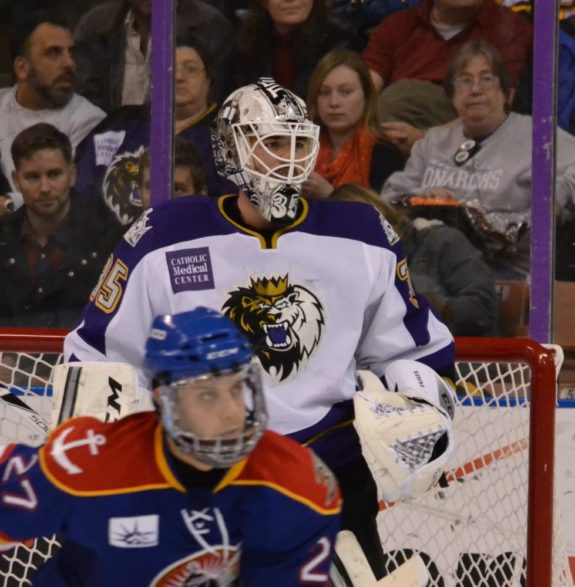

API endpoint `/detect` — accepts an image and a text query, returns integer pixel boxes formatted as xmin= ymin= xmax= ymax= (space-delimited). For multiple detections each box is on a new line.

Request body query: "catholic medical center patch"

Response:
xmin=166 ymin=247 xmax=215 ymax=293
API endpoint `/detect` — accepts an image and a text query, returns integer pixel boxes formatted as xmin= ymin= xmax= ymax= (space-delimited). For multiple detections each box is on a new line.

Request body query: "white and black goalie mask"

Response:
xmin=157 ymin=363 xmax=267 ymax=468
xmin=213 ymin=77 xmax=320 ymax=224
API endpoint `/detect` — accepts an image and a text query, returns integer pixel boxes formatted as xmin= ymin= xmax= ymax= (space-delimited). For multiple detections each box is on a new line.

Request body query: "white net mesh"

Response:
xmin=0 ymin=334 xmax=571 ymax=586
xmin=0 ymin=337 xmax=64 ymax=586
xmin=378 ymin=356 xmax=571 ymax=587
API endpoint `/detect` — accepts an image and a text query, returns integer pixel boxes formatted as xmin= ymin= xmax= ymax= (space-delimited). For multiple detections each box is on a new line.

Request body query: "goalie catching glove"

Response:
xmin=353 ymin=361 xmax=456 ymax=502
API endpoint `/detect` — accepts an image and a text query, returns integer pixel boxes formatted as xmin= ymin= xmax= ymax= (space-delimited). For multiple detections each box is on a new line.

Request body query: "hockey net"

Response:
xmin=0 ymin=331 xmax=572 ymax=586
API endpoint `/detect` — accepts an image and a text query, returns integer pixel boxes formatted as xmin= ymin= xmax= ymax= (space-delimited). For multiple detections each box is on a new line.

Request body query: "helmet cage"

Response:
xmin=232 ymin=121 xmax=319 ymax=223
xmin=233 ymin=121 xmax=319 ymax=186
xmin=213 ymin=78 xmax=320 ymax=223
xmin=158 ymin=362 xmax=268 ymax=468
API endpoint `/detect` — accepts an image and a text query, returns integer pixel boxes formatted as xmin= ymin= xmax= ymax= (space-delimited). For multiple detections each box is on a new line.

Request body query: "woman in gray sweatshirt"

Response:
xmin=381 ymin=40 xmax=575 ymax=278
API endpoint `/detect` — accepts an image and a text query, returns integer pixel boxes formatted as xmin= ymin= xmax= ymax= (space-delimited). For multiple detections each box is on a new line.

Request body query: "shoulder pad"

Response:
xmin=40 ymin=414 xmax=171 ymax=495
xmin=230 ymin=431 xmax=341 ymax=515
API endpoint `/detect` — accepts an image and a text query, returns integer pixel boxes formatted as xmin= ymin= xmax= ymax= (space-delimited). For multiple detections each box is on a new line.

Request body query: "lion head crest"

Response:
xmin=103 ymin=146 xmax=146 ymax=225
xmin=222 ymin=275 xmax=325 ymax=382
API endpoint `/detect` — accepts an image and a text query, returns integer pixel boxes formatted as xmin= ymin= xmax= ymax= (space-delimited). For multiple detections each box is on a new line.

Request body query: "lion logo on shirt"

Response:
xmin=103 ymin=146 xmax=146 ymax=226
xmin=222 ymin=275 xmax=325 ymax=382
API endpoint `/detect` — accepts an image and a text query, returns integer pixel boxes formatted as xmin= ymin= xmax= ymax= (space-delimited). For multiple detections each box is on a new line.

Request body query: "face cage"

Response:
xmin=232 ymin=122 xmax=320 ymax=222
xmin=158 ymin=363 xmax=268 ymax=468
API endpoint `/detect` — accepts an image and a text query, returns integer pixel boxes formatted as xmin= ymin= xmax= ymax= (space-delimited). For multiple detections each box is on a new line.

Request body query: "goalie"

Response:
xmin=0 ymin=308 xmax=341 ymax=586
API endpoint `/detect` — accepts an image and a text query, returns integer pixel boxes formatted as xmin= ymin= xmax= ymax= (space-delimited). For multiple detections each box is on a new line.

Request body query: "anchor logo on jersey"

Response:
xmin=222 ymin=275 xmax=325 ymax=382
xmin=50 ymin=427 xmax=107 ymax=475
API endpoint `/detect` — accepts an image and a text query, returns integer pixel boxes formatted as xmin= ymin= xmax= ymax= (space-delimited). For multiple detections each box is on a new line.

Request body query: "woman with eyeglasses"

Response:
xmin=74 ymin=34 xmax=235 ymax=226
xmin=381 ymin=40 xmax=575 ymax=279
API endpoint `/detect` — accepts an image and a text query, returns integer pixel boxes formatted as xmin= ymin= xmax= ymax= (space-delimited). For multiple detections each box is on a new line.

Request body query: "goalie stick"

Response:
xmin=330 ymin=531 xmax=429 ymax=587
xmin=0 ymin=387 xmax=51 ymax=439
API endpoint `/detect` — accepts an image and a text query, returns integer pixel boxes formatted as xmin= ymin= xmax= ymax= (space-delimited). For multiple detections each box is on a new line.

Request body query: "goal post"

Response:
xmin=0 ymin=330 xmax=571 ymax=586
xmin=457 ymin=337 xmax=558 ymax=587
xmin=378 ymin=337 xmax=571 ymax=587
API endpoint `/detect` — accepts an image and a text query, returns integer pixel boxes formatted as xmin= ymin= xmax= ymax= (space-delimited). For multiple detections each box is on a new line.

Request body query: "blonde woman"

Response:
xmin=303 ymin=50 xmax=405 ymax=198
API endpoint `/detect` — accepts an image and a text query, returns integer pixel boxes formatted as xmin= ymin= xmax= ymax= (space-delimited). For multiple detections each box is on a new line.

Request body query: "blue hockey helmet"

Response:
xmin=145 ymin=307 xmax=268 ymax=468
xmin=145 ymin=307 xmax=254 ymax=383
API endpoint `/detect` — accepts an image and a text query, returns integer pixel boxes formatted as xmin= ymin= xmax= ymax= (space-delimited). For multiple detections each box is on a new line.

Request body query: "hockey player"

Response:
xmin=64 ymin=77 xmax=456 ymax=578
xmin=0 ymin=307 xmax=341 ymax=586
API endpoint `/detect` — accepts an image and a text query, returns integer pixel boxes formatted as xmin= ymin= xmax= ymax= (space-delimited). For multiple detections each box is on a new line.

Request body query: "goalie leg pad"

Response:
xmin=50 ymin=362 xmax=151 ymax=427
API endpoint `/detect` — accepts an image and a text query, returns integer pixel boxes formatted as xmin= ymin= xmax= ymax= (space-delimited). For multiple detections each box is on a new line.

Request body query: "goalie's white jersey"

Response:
xmin=65 ymin=194 xmax=454 ymax=468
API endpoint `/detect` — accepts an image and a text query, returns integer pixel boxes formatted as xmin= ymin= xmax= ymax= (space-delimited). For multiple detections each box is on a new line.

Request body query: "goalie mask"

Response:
xmin=145 ymin=307 xmax=268 ymax=468
xmin=213 ymin=77 xmax=320 ymax=224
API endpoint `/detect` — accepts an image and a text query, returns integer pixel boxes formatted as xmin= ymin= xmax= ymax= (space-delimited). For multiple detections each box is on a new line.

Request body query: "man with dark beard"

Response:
xmin=0 ymin=11 xmax=105 ymax=219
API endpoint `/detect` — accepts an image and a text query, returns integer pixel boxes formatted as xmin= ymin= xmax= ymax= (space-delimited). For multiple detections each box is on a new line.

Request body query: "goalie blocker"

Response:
xmin=354 ymin=360 xmax=456 ymax=502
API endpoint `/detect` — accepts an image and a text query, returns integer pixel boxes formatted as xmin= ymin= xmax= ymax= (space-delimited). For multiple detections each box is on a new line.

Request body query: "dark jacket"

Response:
xmin=369 ymin=140 xmax=405 ymax=192
xmin=402 ymin=218 xmax=498 ymax=337
xmin=74 ymin=0 xmax=234 ymax=112
xmin=0 ymin=191 xmax=123 ymax=328
xmin=234 ymin=19 xmax=357 ymax=99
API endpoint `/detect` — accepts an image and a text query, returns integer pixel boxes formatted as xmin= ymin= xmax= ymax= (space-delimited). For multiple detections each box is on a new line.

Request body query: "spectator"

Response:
xmin=138 ymin=137 xmax=209 ymax=209
xmin=74 ymin=35 xmax=234 ymax=225
xmin=0 ymin=11 xmax=105 ymax=216
xmin=362 ymin=0 xmax=532 ymax=155
xmin=331 ymin=183 xmax=498 ymax=336
xmin=303 ymin=50 xmax=404 ymax=199
xmin=73 ymin=0 xmax=234 ymax=113
xmin=201 ymin=0 xmax=248 ymax=23
xmin=0 ymin=123 xmax=122 ymax=328
xmin=330 ymin=0 xmax=421 ymax=48
xmin=234 ymin=0 xmax=357 ymax=99
xmin=381 ymin=41 xmax=575 ymax=279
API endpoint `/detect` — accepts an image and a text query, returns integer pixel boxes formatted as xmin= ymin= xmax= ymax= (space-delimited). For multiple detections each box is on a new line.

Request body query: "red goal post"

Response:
xmin=0 ymin=330 xmax=571 ymax=587
xmin=456 ymin=337 xmax=559 ymax=587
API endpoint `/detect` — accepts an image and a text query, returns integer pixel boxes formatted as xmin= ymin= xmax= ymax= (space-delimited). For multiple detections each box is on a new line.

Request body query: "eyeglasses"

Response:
xmin=177 ymin=64 xmax=206 ymax=78
xmin=453 ymin=74 xmax=500 ymax=92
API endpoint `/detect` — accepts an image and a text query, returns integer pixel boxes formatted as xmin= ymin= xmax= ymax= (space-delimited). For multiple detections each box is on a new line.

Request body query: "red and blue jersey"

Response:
xmin=0 ymin=413 xmax=341 ymax=586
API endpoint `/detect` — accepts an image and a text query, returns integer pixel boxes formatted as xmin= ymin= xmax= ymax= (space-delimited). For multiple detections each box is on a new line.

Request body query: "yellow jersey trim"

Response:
xmin=38 ymin=426 xmax=182 ymax=497
xmin=154 ymin=424 xmax=186 ymax=493
xmin=217 ymin=194 xmax=310 ymax=249
xmin=229 ymin=479 xmax=342 ymax=516
xmin=302 ymin=419 xmax=354 ymax=448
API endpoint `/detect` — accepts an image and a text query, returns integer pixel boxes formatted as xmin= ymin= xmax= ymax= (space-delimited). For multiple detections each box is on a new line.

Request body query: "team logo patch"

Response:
xmin=311 ymin=453 xmax=339 ymax=506
xmin=109 ymin=514 xmax=159 ymax=548
xmin=94 ymin=130 xmax=126 ymax=167
xmin=50 ymin=427 xmax=106 ymax=475
xmin=378 ymin=212 xmax=400 ymax=246
xmin=166 ymin=247 xmax=214 ymax=293
xmin=124 ymin=208 xmax=153 ymax=247
xmin=151 ymin=547 xmax=240 ymax=586
xmin=103 ymin=146 xmax=145 ymax=225
xmin=222 ymin=275 xmax=325 ymax=382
